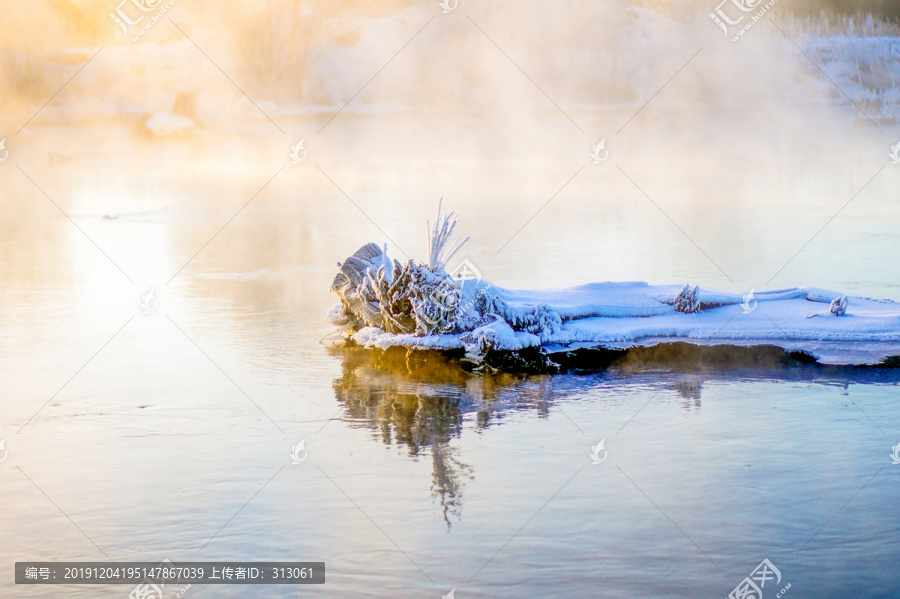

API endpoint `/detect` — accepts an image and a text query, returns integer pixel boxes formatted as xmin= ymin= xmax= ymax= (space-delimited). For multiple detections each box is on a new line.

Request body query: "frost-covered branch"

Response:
xmin=427 ymin=198 xmax=469 ymax=271
xmin=673 ymin=284 xmax=701 ymax=314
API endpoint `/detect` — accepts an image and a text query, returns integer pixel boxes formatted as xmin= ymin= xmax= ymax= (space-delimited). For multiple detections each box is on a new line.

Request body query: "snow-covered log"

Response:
xmin=328 ymin=205 xmax=900 ymax=368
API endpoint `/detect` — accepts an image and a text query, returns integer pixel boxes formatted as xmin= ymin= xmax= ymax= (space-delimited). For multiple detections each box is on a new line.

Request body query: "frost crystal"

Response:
xmin=673 ymin=284 xmax=701 ymax=313
xmin=475 ymin=290 xmax=562 ymax=342
xmin=830 ymin=295 xmax=848 ymax=316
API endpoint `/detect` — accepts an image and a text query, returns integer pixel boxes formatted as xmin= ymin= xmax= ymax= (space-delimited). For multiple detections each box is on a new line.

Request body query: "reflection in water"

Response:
xmin=329 ymin=341 xmax=900 ymax=533
xmin=672 ymin=377 xmax=702 ymax=410
xmin=330 ymin=344 xmax=562 ymax=527
xmin=331 ymin=345 xmax=471 ymax=528
xmin=328 ymin=343 xmax=722 ymax=527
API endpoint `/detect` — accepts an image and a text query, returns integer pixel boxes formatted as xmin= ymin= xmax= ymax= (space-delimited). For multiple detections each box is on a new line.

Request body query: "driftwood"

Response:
xmin=329 ymin=241 xmax=568 ymax=346
xmin=330 ymin=204 xmax=481 ymax=337
xmin=329 ymin=204 xmax=567 ymax=342
xmin=329 ymin=243 xmax=477 ymax=336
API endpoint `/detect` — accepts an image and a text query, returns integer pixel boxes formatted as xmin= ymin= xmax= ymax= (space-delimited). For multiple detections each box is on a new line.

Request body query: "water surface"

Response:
xmin=1 ymin=124 xmax=899 ymax=598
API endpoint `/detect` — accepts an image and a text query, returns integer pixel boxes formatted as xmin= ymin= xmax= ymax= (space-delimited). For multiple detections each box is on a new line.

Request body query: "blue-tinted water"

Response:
xmin=1 ymin=121 xmax=899 ymax=598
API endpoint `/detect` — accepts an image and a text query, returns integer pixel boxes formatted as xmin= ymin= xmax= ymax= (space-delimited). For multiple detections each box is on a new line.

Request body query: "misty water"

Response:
xmin=1 ymin=112 xmax=899 ymax=599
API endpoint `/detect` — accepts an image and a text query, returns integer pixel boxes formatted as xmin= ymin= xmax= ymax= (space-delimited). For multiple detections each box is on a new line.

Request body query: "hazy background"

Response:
xmin=1 ymin=1 xmax=899 ymax=598
xmin=1 ymin=0 xmax=899 ymax=295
